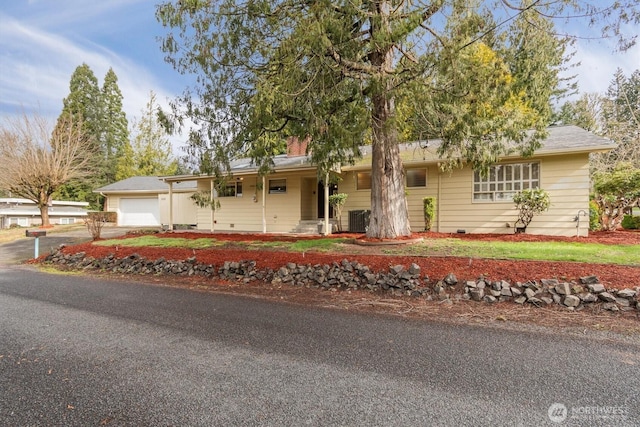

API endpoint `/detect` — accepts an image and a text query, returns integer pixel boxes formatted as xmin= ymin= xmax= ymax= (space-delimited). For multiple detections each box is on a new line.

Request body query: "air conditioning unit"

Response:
xmin=348 ymin=210 xmax=370 ymax=233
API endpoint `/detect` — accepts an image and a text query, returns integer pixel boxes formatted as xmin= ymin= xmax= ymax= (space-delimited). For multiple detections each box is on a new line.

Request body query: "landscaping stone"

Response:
xmin=42 ymin=248 xmax=639 ymax=314
xmin=578 ymin=293 xmax=598 ymax=303
xmin=540 ymin=297 xmax=554 ymax=306
xmin=598 ymin=292 xmax=616 ymax=302
xmin=617 ymin=289 xmax=637 ymax=298
xmin=470 ymin=289 xmax=484 ymax=302
xmin=555 ymin=283 xmax=571 ymax=295
xmin=443 ymin=273 xmax=458 ymax=286
xmin=563 ymin=295 xmax=580 ymax=308
xmin=587 ymin=283 xmax=605 ymax=293
xmin=580 ymin=275 xmax=599 ymax=285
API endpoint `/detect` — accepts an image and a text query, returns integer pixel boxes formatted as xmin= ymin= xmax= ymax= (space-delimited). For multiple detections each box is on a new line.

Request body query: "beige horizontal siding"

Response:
xmin=436 ymin=154 xmax=590 ymax=236
xmin=339 ymin=155 xmax=590 ymax=236
xmin=194 ymin=172 xmax=314 ymax=233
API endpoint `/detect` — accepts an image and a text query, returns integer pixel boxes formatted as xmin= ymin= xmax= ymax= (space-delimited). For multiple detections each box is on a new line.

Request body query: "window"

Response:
xmin=473 ymin=162 xmax=539 ymax=201
xmin=406 ymin=169 xmax=427 ymax=187
xmin=268 ymin=179 xmax=286 ymax=194
xmin=10 ymin=217 xmax=28 ymax=227
xmin=356 ymin=172 xmax=371 ymax=190
xmin=59 ymin=218 xmax=75 ymax=225
xmin=218 ymin=181 xmax=243 ymax=197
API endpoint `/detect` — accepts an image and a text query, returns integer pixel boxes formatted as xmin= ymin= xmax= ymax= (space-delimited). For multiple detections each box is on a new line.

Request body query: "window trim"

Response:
xmin=473 ymin=162 xmax=540 ymax=202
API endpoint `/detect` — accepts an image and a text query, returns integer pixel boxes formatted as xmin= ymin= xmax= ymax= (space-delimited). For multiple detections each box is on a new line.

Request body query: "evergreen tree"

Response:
xmin=157 ymin=0 xmax=639 ymax=238
xmin=115 ymin=92 xmax=178 ymax=180
xmin=101 ymin=68 xmax=129 ymax=183
xmin=597 ymin=69 xmax=640 ymax=171
xmin=53 ymin=63 xmax=103 ymax=208
xmin=53 ymin=65 xmax=131 ymax=208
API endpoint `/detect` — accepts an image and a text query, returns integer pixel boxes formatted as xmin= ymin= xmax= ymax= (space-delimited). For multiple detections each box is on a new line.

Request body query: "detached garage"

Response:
xmin=95 ymin=176 xmax=197 ymax=227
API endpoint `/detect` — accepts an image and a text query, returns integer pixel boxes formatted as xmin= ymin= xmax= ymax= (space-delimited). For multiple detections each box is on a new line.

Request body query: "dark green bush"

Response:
xmin=621 ymin=215 xmax=640 ymax=230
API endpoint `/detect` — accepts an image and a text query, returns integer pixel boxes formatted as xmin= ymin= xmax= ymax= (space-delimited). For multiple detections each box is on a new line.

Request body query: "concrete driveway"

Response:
xmin=0 ymin=225 xmax=134 ymax=266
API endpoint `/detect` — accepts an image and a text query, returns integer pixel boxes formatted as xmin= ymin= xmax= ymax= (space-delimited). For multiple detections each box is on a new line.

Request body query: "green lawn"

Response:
xmin=383 ymin=239 xmax=639 ymax=266
xmin=92 ymin=234 xmax=639 ymax=266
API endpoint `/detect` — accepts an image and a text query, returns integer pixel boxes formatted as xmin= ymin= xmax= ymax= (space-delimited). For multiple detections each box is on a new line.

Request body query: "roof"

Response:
xmin=162 ymin=125 xmax=613 ymax=180
xmin=345 ymin=125 xmax=614 ymax=169
xmin=0 ymin=198 xmax=89 ymax=207
xmin=95 ymin=176 xmax=198 ymax=193
xmin=0 ymin=203 xmax=88 ymax=217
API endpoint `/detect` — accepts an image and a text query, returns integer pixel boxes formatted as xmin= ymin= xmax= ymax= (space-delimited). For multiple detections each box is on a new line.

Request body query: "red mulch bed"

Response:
xmin=55 ymin=230 xmax=640 ymax=290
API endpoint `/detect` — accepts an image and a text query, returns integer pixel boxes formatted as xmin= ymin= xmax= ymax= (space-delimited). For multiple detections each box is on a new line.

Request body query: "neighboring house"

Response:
xmin=95 ymin=176 xmax=198 ymax=227
xmin=0 ymin=198 xmax=89 ymax=229
xmin=159 ymin=125 xmax=612 ymax=237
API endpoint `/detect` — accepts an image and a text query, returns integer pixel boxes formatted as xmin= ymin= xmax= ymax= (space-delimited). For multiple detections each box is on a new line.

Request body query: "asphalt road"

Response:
xmin=1 ymin=265 xmax=638 ymax=426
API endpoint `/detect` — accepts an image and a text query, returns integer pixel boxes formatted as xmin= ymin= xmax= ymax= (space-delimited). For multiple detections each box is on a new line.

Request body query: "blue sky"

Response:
xmin=1 ymin=1 xmax=638 ymax=151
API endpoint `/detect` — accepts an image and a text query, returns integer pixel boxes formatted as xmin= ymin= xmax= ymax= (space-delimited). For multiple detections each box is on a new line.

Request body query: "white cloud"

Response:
xmin=0 ymin=10 xmax=187 ymax=153
xmin=570 ymin=39 xmax=640 ymax=96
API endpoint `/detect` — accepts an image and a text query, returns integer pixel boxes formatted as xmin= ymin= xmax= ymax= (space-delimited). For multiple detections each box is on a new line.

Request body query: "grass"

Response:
xmin=95 ymin=235 xmax=349 ymax=253
xmin=94 ymin=236 xmax=223 ymax=249
xmin=91 ymin=234 xmax=638 ymax=265
xmin=382 ymin=239 xmax=640 ymax=266
xmin=0 ymin=224 xmax=85 ymax=245
xmin=253 ymin=238 xmax=349 ymax=252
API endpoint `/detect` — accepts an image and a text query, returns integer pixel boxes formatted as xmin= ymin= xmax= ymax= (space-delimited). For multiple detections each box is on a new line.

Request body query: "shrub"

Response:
xmin=621 ymin=215 xmax=640 ymax=230
xmin=512 ymin=188 xmax=550 ymax=231
xmin=422 ymin=197 xmax=436 ymax=231
xmin=589 ymin=199 xmax=601 ymax=231
xmin=84 ymin=212 xmax=110 ymax=240
xmin=328 ymin=193 xmax=348 ymax=232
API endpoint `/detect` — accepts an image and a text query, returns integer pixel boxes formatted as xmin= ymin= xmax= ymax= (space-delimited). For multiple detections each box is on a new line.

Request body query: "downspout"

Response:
xmin=262 ymin=175 xmax=267 ymax=233
xmin=210 ymin=179 xmax=215 ymax=232
xmin=324 ymin=173 xmax=330 ymax=235
xmin=168 ymin=182 xmax=173 ymax=231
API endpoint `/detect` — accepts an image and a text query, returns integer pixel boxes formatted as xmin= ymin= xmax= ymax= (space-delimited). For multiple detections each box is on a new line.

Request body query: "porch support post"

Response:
xmin=168 ymin=182 xmax=174 ymax=231
xmin=437 ymin=165 xmax=441 ymax=232
xmin=214 ymin=178 xmax=216 ymax=233
xmin=324 ymin=173 xmax=330 ymax=235
xmin=262 ymin=175 xmax=267 ymax=233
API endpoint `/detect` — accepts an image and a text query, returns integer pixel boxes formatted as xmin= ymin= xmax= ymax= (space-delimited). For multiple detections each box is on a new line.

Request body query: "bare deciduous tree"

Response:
xmin=0 ymin=113 xmax=92 ymax=227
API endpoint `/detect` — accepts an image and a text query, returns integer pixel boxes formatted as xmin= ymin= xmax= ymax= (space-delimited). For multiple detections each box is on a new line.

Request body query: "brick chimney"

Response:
xmin=286 ymin=136 xmax=310 ymax=157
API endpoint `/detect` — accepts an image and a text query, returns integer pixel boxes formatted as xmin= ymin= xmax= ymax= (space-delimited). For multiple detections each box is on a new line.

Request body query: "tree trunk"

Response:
xmin=366 ymin=1 xmax=411 ymax=239
xmin=38 ymin=190 xmax=51 ymax=228
xmin=367 ymin=91 xmax=411 ymax=238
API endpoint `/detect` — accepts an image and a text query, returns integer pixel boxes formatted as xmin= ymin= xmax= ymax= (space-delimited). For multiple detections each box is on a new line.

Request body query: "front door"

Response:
xmin=317 ymin=181 xmax=337 ymax=219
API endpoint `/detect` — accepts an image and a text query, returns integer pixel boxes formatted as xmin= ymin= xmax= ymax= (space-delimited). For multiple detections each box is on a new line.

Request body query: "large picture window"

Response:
xmin=473 ymin=163 xmax=539 ymax=201
xmin=406 ymin=169 xmax=427 ymax=187
xmin=356 ymin=172 xmax=371 ymax=190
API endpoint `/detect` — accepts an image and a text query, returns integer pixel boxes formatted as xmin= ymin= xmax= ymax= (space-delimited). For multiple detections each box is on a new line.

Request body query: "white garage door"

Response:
xmin=119 ymin=198 xmax=160 ymax=226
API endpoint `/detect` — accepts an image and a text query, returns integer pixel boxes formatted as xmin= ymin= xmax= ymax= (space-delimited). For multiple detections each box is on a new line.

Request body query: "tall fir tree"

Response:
xmin=54 ymin=63 xmax=103 ymax=208
xmin=100 ymin=68 xmax=129 ymax=184
xmin=54 ymin=64 xmax=129 ymax=209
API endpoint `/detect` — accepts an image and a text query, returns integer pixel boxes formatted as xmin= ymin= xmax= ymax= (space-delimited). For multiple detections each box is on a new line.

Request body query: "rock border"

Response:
xmin=43 ymin=249 xmax=639 ymax=313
